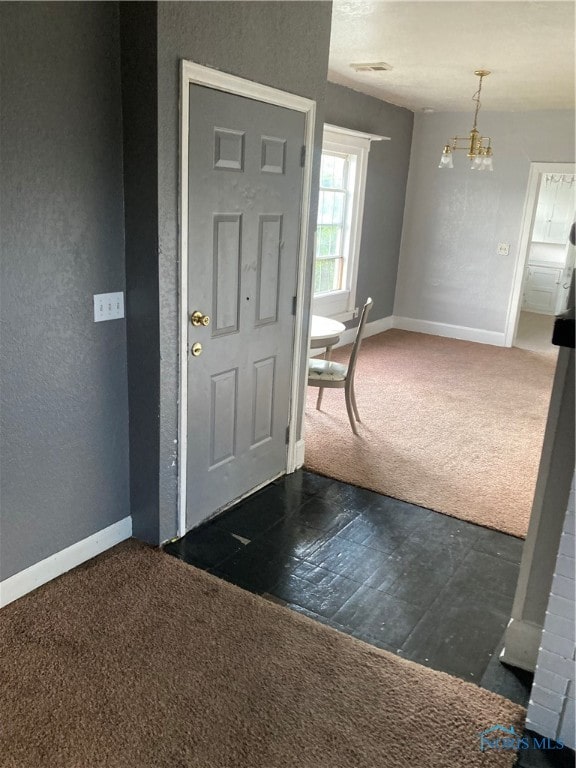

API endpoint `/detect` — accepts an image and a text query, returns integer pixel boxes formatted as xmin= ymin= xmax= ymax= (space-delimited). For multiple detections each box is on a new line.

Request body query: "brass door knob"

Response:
xmin=191 ymin=343 xmax=203 ymax=357
xmin=191 ymin=311 xmax=210 ymax=327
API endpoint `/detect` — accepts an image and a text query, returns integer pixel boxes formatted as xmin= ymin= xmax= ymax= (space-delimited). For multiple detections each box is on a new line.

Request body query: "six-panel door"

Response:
xmin=185 ymin=84 xmax=305 ymax=530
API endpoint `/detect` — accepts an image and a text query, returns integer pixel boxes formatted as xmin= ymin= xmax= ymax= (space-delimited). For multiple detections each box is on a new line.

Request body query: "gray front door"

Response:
xmin=186 ymin=84 xmax=305 ymax=530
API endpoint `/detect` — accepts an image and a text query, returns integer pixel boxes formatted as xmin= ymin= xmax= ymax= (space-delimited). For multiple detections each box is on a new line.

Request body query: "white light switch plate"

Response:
xmin=497 ymin=242 xmax=510 ymax=256
xmin=94 ymin=292 xmax=124 ymax=322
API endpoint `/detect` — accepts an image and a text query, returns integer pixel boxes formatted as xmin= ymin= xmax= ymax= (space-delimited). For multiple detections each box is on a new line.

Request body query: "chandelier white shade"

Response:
xmin=439 ymin=70 xmax=494 ymax=172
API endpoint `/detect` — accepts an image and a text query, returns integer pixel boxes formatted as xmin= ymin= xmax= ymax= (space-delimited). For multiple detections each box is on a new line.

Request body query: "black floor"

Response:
xmin=164 ymin=470 xmax=571 ymax=767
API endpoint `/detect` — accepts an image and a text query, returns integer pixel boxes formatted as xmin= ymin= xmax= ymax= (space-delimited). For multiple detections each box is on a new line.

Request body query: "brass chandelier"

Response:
xmin=439 ymin=70 xmax=494 ymax=171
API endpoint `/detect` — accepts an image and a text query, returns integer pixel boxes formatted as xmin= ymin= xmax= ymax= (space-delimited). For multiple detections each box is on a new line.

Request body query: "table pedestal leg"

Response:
xmin=316 ymin=345 xmax=332 ymax=410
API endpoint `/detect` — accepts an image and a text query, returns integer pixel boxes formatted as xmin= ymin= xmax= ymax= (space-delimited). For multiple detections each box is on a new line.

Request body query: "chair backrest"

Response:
xmin=347 ymin=297 xmax=373 ymax=383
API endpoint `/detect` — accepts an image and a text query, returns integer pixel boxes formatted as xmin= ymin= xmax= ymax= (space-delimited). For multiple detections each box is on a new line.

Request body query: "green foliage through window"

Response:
xmin=316 ymin=225 xmax=341 ymax=257
xmin=314 ymin=258 xmax=341 ymax=294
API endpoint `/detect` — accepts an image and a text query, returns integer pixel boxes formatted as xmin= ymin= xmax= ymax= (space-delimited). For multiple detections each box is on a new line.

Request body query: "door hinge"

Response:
xmin=300 ymin=145 xmax=306 ymax=167
xmin=292 ymin=296 xmax=297 ymax=315
xmin=286 ymin=425 xmax=291 ymax=444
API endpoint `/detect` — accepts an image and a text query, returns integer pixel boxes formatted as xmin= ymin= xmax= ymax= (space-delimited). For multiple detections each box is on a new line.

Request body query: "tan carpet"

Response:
xmin=0 ymin=541 xmax=524 ymax=767
xmin=305 ymin=330 xmax=557 ymax=538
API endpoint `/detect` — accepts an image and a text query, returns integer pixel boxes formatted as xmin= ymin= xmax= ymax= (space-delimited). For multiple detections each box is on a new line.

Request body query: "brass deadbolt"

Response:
xmin=191 ymin=342 xmax=203 ymax=357
xmin=191 ymin=311 xmax=210 ymax=327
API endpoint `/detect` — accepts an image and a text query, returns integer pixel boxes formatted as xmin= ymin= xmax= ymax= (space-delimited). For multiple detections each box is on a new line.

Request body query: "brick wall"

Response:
xmin=526 ymin=471 xmax=575 ymax=748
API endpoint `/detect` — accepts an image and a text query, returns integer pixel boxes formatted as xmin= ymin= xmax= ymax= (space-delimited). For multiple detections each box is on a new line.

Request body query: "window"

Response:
xmin=312 ymin=126 xmax=375 ymax=320
xmin=315 ymin=152 xmax=352 ymax=295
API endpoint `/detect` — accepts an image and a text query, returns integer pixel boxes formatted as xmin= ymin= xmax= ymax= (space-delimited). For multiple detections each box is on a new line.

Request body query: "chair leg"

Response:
xmin=345 ymin=386 xmax=358 ymax=435
xmin=350 ymin=381 xmax=361 ymax=422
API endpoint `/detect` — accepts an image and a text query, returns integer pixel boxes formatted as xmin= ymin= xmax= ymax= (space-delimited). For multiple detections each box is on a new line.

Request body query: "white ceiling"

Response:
xmin=328 ymin=1 xmax=576 ymax=112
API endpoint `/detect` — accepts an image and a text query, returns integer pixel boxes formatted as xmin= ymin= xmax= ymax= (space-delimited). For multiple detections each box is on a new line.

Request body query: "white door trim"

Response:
xmin=504 ymin=161 xmax=575 ymax=348
xmin=178 ymin=61 xmax=316 ymax=537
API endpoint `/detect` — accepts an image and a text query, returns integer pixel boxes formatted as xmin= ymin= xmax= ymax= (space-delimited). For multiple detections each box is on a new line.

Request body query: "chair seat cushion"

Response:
xmin=308 ymin=358 xmax=347 ymax=382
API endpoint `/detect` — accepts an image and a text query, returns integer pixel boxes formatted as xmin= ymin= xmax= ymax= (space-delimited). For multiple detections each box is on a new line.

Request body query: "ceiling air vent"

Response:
xmin=350 ymin=62 xmax=393 ymax=73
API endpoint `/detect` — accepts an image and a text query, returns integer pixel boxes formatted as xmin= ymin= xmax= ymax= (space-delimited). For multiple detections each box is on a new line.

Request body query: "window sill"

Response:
xmin=311 ymin=304 xmax=356 ymax=322
xmin=331 ymin=309 xmax=357 ymax=322
xmin=312 ymin=291 xmax=357 ymax=321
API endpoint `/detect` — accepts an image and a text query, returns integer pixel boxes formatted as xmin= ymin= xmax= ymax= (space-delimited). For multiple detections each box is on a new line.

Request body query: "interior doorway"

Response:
xmin=177 ymin=62 xmax=316 ymax=537
xmin=506 ymin=162 xmax=575 ymax=350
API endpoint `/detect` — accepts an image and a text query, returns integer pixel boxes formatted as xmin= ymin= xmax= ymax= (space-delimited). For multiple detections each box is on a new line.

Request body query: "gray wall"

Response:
xmin=324 ymin=82 xmax=414 ymax=325
xmin=394 ymin=110 xmax=576 ymax=334
xmin=120 ymin=4 xmax=161 ymax=544
xmin=122 ymin=1 xmax=333 ymax=543
xmin=0 ymin=3 xmax=130 ymax=579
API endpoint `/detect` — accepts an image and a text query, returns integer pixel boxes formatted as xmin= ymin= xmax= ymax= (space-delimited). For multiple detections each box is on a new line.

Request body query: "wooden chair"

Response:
xmin=307 ymin=297 xmax=373 ymax=435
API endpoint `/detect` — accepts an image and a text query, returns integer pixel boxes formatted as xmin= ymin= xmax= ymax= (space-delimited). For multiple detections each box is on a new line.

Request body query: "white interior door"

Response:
xmin=523 ymin=265 xmax=562 ymax=314
xmin=184 ymin=83 xmax=306 ymax=531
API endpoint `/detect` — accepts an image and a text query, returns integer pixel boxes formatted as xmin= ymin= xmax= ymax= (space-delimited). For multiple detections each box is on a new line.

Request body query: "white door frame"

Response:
xmin=178 ymin=61 xmax=316 ymax=537
xmin=504 ymin=161 xmax=575 ymax=347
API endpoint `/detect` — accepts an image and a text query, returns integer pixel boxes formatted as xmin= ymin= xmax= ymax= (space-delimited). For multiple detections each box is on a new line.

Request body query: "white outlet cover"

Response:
xmin=497 ymin=243 xmax=510 ymax=256
xmin=94 ymin=292 xmax=125 ymax=322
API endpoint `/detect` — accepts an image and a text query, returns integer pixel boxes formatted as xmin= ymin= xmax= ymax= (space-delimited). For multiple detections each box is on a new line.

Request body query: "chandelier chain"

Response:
xmin=471 ymin=74 xmax=484 ymax=132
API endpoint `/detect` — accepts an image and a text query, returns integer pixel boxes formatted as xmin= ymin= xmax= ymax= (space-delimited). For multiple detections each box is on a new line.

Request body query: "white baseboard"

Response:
xmin=320 ymin=314 xmax=504 ymax=349
xmin=313 ymin=313 xmax=507 ymax=349
xmin=393 ymin=316 xmax=506 ymax=347
xmin=334 ymin=314 xmax=395 ymax=348
xmin=500 ymin=617 xmax=543 ymax=672
xmin=0 ymin=516 xmax=132 ymax=608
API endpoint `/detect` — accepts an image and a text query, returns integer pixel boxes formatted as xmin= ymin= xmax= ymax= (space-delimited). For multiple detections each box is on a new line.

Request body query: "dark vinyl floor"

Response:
xmin=165 ymin=471 xmax=572 ymax=768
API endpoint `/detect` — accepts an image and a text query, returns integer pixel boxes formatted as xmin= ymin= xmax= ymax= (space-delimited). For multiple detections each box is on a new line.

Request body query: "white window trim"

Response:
xmin=312 ymin=125 xmax=388 ymax=320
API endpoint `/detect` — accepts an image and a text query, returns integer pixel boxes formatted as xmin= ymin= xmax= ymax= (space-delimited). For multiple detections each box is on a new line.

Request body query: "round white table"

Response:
xmin=310 ymin=314 xmax=346 ymax=351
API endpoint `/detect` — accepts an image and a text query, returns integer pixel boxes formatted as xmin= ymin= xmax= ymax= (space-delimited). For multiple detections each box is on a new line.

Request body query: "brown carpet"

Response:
xmin=0 ymin=541 xmax=524 ymax=767
xmin=305 ymin=330 xmax=556 ymax=539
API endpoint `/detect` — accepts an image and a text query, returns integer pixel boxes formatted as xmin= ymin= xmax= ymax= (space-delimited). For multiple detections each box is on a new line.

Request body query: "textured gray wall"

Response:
xmin=0 ymin=3 xmax=130 ymax=579
xmin=152 ymin=1 xmax=333 ymax=542
xmin=120 ymin=4 xmax=161 ymax=544
xmin=324 ymin=82 xmax=414 ymax=326
xmin=395 ymin=110 xmax=576 ymax=333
